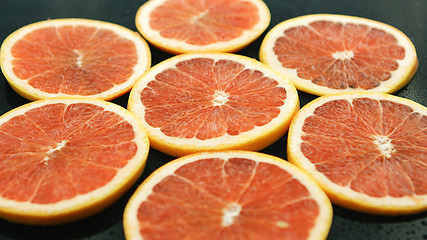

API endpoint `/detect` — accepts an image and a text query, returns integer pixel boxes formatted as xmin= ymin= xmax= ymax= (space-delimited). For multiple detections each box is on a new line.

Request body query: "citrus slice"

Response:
xmin=128 ymin=53 xmax=299 ymax=157
xmin=259 ymin=14 xmax=418 ymax=96
xmin=124 ymin=150 xmax=333 ymax=240
xmin=287 ymin=92 xmax=427 ymax=215
xmin=135 ymin=0 xmax=271 ymax=54
xmin=0 ymin=97 xmax=149 ymax=225
xmin=0 ymin=18 xmax=151 ymax=101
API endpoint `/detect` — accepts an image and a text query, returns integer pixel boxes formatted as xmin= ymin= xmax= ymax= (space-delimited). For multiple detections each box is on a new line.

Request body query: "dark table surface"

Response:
xmin=0 ymin=0 xmax=426 ymax=239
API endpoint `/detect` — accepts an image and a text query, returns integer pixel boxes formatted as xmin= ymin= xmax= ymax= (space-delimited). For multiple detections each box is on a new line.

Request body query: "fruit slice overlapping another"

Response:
xmin=0 ymin=97 xmax=149 ymax=225
xmin=124 ymin=151 xmax=333 ymax=240
xmin=287 ymin=92 xmax=427 ymax=215
xmin=135 ymin=0 xmax=271 ymax=54
xmin=260 ymin=14 xmax=418 ymax=96
xmin=128 ymin=53 xmax=299 ymax=157
xmin=0 ymin=18 xmax=151 ymax=101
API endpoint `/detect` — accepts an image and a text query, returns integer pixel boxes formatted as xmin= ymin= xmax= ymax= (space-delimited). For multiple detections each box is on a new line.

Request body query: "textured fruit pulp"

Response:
xmin=0 ymin=103 xmax=137 ymax=204
xmin=300 ymin=97 xmax=427 ymax=197
xmin=149 ymin=0 xmax=260 ymax=45
xmin=137 ymin=158 xmax=319 ymax=239
xmin=11 ymin=25 xmax=137 ymax=95
xmin=273 ymin=20 xmax=405 ymax=89
xmin=140 ymin=57 xmax=287 ymax=140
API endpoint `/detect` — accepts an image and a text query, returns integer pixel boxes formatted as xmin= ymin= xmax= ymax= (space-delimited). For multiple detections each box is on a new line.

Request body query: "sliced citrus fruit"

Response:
xmin=0 ymin=18 xmax=151 ymax=101
xmin=0 ymin=97 xmax=149 ymax=225
xmin=260 ymin=14 xmax=418 ymax=96
xmin=135 ymin=0 xmax=271 ymax=54
xmin=124 ymin=150 xmax=333 ymax=240
xmin=287 ymin=92 xmax=427 ymax=215
xmin=128 ymin=53 xmax=299 ymax=157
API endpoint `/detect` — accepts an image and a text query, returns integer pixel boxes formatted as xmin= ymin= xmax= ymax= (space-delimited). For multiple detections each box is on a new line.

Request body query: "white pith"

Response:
xmin=332 ymin=50 xmax=354 ymax=60
xmin=73 ymin=49 xmax=83 ymax=68
xmin=42 ymin=140 xmax=68 ymax=164
xmin=212 ymin=90 xmax=230 ymax=106
xmin=222 ymin=202 xmax=241 ymax=227
xmin=373 ymin=135 xmax=396 ymax=159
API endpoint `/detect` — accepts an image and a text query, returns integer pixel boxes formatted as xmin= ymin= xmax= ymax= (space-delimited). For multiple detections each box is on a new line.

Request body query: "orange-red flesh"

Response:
xmin=0 ymin=102 xmax=137 ymax=204
xmin=273 ymin=20 xmax=405 ymax=89
xmin=149 ymin=0 xmax=260 ymax=45
xmin=10 ymin=26 xmax=138 ymax=95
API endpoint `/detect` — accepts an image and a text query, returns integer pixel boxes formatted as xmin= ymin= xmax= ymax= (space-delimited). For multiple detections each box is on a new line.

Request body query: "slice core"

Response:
xmin=373 ymin=135 xmax=395 ymax=158
xmin=222 ymin=202 xmax=242 ymax=227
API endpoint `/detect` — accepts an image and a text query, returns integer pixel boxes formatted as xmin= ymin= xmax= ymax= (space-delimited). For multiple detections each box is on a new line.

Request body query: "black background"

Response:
xmin=0 ymin=0 xmax=426 ymax=239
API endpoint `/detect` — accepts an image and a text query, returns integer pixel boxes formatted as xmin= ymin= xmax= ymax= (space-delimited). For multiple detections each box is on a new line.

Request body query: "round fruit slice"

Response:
xmin=287 ymin=92 xmax=427 ymax=215
xmin=260 ymin=14 xmax=418 ymax=96
xmin=135 ymin=0 xmax=271 ymax=54
xmin=0 ymin=18 xmax=151 ymax=101
xmin=128 ymin=53 xmax=299 ymax=157
xmin=0 ymin=97 xmax=149 ymax=225
xmin=124 ymin=151 xmax=333 ymax=240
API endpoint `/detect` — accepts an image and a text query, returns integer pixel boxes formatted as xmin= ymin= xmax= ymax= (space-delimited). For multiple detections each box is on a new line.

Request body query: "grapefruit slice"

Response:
xmin=0 ymin=97 xmax=149 ymax=225
xmin=287 ymin=92 xmax=427 ymax=215
xmin=259 ymin=14 xmax=418 ymax=96
xmin=0 ymin=18 xmax=151 ymax=101
xmin=135 ymin=0 xmax=271 ymax=54
xmin=128 ymin=53 xmax=299 ymax=157
xmin=124 ymin=151 xmax=333 ymax=240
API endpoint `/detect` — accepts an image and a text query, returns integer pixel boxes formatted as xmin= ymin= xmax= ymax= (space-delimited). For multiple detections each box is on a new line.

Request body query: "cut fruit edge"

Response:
xmin=0 ymin=18 xmax=151 ymax=101
xmin=128 ymin=52 xmax=300 ymax=157
xmin=259 ymin=14 xmax=418 ymax=96
xmin=135 ymin=0 xmax=271 ymax=54
xmin=287 ymin=92 xmax=427 ymax=215
xmin=0 ymin=97 xmax=150 ymax=225
xmin=123 ymin=150 xmax=333 ymax=240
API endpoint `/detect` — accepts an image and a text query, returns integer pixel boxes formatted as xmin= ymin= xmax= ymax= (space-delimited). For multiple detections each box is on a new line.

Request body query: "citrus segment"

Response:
xmin=287 ymin=92 xmax=427 ymax=215
xmin=124 ymin=151 xmax=332 ymax=240
xmin=0 ymin=18 xmax=151 ymax=101
xmin=0 ymin=97 xmax=149 ymax=224
xmin=260 ymin=14 xmax=418 ymax=95
xmin=128 ymin=53 xmax=299 ymax=157
xmin=135 ymin=0 xmax=271 ymax=54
